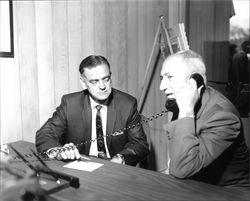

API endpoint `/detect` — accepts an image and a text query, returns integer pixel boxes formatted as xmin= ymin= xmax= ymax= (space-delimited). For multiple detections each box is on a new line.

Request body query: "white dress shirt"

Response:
xmin=89 ymin=97 xmax=110 ymax=158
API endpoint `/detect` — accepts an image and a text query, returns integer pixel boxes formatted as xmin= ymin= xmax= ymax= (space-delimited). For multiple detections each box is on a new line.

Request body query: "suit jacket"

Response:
xmin=164 ymin=86 xmax=249 ymax=187
xmin=36 ymin=88 xmax=149 ymax=166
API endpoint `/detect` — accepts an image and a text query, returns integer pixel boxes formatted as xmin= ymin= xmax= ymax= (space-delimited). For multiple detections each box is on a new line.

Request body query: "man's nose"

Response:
xmin=160 ymin=78 xmax=167 ymax=91
xmin=99 ymin=80 xmax=106 ymax=89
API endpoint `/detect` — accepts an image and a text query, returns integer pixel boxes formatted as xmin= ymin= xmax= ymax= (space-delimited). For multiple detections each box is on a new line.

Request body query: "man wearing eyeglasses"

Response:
xmin=36 ymin=55 xmax=149 ymax=166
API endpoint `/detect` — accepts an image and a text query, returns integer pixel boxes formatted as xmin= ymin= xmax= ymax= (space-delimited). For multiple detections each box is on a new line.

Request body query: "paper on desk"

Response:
xmin=63 ymin=161 xmax=103 ymax=172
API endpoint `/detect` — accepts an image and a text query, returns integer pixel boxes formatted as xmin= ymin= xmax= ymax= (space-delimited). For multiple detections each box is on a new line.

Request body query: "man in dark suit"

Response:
xmin=160 ymin=50 xmax=249 ymax=187
xmin=36 ymin=55 xmax=149 ymax=166
xmin=228 ymin=40 xmax=250 ymax=117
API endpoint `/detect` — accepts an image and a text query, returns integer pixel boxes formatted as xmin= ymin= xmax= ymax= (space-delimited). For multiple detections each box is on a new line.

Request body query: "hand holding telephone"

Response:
xmin=190 ymin=73 xmax=205 ymax=89
xmin=165 ymin=73 xmax=205 ymax=112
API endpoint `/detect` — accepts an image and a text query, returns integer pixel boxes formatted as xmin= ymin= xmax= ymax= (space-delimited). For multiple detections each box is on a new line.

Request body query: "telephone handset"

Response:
xmin=190 ymin=73 xmax=205 ymax=89
xmin=165 ymin=73 xmax=205 ymax=112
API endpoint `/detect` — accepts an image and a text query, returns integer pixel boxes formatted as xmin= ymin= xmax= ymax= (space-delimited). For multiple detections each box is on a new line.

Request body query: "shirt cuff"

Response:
xmin=46 ymin=147 xmax=61 ymax=158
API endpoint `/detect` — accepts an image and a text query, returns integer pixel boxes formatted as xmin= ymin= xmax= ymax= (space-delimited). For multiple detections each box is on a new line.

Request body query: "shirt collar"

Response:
xmin=89 ymin=96 xmax=107 ymax=111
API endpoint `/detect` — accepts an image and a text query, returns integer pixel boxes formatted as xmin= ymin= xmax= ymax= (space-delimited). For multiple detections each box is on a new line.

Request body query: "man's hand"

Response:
xmin=175 ymin=78 xmax=203 ymax=119
xmin=47 ymin=143 xmax=80 ymax=160
xmin=110 ymin=154 xmax=125 ymax=165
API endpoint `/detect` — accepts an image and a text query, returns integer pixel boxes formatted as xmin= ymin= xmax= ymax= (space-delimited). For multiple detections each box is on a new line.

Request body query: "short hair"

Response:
xmin=167 ymin=50 xmax=207 ymax=84
xmin=79 ymin=55 xmax=110 ymax=75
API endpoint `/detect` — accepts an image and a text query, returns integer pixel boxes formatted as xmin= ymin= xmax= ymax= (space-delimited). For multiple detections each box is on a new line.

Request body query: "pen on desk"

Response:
xmin=79 ymin=154 xmax=91 ymax=161
xmin=30 ymin=148 xmax=61 ymax=184
xmin=76 ymin=157 xmax=88 ymax=162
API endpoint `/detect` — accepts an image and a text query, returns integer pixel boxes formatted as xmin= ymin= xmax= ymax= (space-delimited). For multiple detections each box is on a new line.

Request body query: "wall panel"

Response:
xmin=127 ymin=0 xmax=138 ymax=98
xmin=0 ymin=58 xmax=22 ymax=143
xmin=0 ymin=1 xmax=22 ymax=144
xmin=35 ymin=1 xmax=55 ymax=126
xmin=81 ymin=1 xmax=94 ymax=69
xmin=94 ymin=0 xmax=107 ymax=58
xmin=52 ymin=1 xmax=69 ymax=105
xmin=68 ymin=0 xmax=82 ymax=92
xmin=16 ymin=1 xmax=40 ymax=142
xmin=106 ymin=1 xmax=128 ymax=91
xmin=188 ymin=0 xmax=233 ymax=97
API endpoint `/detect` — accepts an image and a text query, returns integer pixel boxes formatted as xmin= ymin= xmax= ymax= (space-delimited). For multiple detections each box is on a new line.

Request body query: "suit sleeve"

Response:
xmin=166 ymin=110 xmax=241 ymax=178
xmin=36 ymin=96 xmax=67 ymax=154
xmin=119 ymin=99 xmax=150 ymax=166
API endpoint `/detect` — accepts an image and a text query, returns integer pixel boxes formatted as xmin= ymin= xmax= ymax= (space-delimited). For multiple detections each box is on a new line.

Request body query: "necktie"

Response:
xmin=96 ymin=105 xmax=106 ymax=159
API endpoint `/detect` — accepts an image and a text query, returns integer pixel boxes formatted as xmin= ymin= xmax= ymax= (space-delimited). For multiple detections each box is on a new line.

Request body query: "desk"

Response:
xmin=5 ymin=141 xmax=250 ymax=200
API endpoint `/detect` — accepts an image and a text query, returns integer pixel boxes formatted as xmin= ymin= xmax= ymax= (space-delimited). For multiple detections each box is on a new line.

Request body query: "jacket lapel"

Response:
xmin=106 ymin=93 xmax=116 ymax=150
xmin=81 ymin=91 xmax=92 ymax=155
xmin=196 ymin=87 xmax=210 ymax=119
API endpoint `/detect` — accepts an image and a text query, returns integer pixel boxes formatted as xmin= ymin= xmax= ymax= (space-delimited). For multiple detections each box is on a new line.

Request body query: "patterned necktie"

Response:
xmin=96 ymin=105 xmax=106 ymax=159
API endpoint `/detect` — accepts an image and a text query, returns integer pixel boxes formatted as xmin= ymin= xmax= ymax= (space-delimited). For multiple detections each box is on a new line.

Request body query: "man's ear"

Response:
xmin=79 ymin=77 xmax=87 ymax=90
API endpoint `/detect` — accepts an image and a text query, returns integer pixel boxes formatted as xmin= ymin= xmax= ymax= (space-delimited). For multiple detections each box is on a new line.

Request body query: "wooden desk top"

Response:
xmin=4 ymin=141 xmax=250 ymax=201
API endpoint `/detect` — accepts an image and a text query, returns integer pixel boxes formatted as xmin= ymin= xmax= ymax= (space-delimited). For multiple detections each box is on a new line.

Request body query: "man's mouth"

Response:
xmin=98 ymin=91 xmax=108 ymax=95
xmin=166 ymin=93 xmax=175 ymax=99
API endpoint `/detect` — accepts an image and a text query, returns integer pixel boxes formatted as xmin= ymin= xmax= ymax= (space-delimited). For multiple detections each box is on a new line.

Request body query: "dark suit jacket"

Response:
xmin=164 ymin=87 xmax=249 ymax=187
xmin=36 ymin=88 xmax=149 ymax=166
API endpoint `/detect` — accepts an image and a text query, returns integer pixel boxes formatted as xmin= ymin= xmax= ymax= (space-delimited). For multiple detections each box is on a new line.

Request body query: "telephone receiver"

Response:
xmin=165 ymin=73 xmax=205 ymax=112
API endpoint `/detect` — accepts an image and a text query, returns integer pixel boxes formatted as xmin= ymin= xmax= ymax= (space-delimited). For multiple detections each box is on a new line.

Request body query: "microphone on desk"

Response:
xmin=9 ymin=145 xmax=80 ymax=189
xmin=10 ymin=145 xmax=60 ymax=184
xmin=30 ymin=148 xmax=80 ymax=188
xmin=9 ymin=145 xmax=38 ymax=174
xmin=30 ymin=149 xmax=61 ymax=184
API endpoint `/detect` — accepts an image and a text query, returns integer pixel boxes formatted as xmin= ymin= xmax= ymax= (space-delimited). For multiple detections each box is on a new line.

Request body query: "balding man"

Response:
xmin=160 ymin=50 xmax=249 ymax=188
